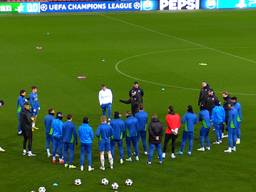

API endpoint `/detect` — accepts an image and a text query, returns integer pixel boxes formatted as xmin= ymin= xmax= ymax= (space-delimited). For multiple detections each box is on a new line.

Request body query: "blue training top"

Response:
xmin=182 ymin=112 xmax=197 ymax=132
xmin=198 ymin=109 xmax=211 ymax=128
xmin=96 ymin=123 xmax=113 ymax=143
xmin=110 ymin=118 xmax=126 ymax=140
xmin=135 ymin=110 xmax=148 ymax=132
xmin=44 ymin=114 xmax=55 ymax=134
xmin=78 ymin=123 xmax=94 ymax=144
xmin=62 ymin=120 xmax=77 ymax=144
xmin=125 ymin=116 xmax=139 ymax=137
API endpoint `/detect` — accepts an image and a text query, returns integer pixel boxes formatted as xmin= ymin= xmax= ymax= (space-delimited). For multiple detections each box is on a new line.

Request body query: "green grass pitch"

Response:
xmin=0 ymin=10 xmax=256 ymax=192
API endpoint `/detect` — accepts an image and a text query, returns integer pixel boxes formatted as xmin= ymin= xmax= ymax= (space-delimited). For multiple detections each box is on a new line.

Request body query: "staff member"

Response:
xmin=198 ymin=81 xmax=211 ymax=106
xmin=20 ymin=102 xmax=35 ymax=157
xmin=120 ymin=81 xmax=144 ymax=115
xmin=162 ymin=106 xmax=180 ymax=159
xmin=98 ymin=84 xmax=113 ymax=121
xmin=0 ymin=100 xmax=5 ymax=152
xmin=147 ymin=114 xmax=163 ymax=165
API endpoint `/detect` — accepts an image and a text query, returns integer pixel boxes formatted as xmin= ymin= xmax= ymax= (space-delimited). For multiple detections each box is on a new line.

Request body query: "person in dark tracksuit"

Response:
xmin=110 ymin=112 xmax=126 ymax=164
xmin=62 ymin=114 xmax=77 ymax=169
xmin=20 ymin=102 xmax=35 ymax=157
xmin=120 ymin=81 xmax=144 ymax=115
xmin=147 ymin=114 xmax=163 ymax=165
xmin=17 ymin=89 xmax=27 ymax=135
xmin=204 ymin=89 xmax=218 ymax=115
xmin=198 ymin=81 xmax=211 ymax=106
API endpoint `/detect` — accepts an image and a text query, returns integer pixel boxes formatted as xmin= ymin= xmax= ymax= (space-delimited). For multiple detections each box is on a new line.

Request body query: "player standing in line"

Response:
xmin=52 ymin=112 xmax=64 ymax=164
xmin=29 ymin=86 xmax=40 ymax=130
xmin=20 ymin=102 xmax=36 ymax=156
xmin=96 ymin=116 xmax=114 ymax=171
xmin=211 ymin=101 xmax=225 ymax=144
xmin=147 ymin=114 xmax=163 ymax=165
xmin=178 ymin=105 xmax=197 ymax=156
xmin=17 ymin=89 xmax=27 ymax=135
xmin=110 ymin=112 xmax=126 ymax=164
xmin=98 ymin=84 xmax=113 ymax=121
xmin=125 ymin=111 xmax=139 ymax=161
xmin=62 ymin=114 xmax=77 ymax=169
xmin=197 ymin=105 xmax=211 ymax=152
xmin=120 ymin=81 xmax=144 ymax=115
xmin=0 ymin=100 xmax=5 ymax=152
xmin=135 ymin=104 xmax=148 ymax=155
xmin=231 ymin=97 xmax=242 ymax=144
xmin=224 ymin=104 xmax=238 ymax=153
xmin=78 ymin=116 xmax=94 ymax=172
xmin=162 ymin=105 xmax=181 ymax=159
xmin=44 ymin=108 xmax=55 ymax=157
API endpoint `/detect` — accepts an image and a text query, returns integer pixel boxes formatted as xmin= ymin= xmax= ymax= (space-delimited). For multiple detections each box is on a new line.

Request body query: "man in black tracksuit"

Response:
xmin=204 ymin=89 xmax=218 ymax=115
xmin=120 ymin=81 xmax=144 ymax=115
xmin=20 ymin=102 xmax=35 ymax=157
xmin=198 ymin=81 xmax=211 ymax=107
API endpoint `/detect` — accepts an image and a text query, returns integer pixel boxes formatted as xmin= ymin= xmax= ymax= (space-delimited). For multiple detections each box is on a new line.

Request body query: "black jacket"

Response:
xmin=148 ymin=118 xmax=163 ymax=144
xmin=129 ymin=87 xmax=144 ymax=104
xmin=198 ymin=85 xmax=210 ymax=106
xmin=20 ymin=109 xmax=33 ymax=131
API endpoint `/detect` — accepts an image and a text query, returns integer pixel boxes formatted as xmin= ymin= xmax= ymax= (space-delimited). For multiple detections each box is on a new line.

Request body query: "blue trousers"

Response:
xmin=111 ymin=139 xmax=124 ymax=159
xmin=52 ymin=137 xmax=63 ymax=158
xmin=228 ymin=127 xmax=237 ymax=148
xmin=80 ymin=143 xmax=92 ymax=167
xmin=200 ymin=127 xmax=210 ymax=148
xmin=137 ymin=130 xmax=147 ymax=152
xmin=17 ymin=113 xmax=22 ymax=132
xmin=213 ymin=123 xmax=223 ymax=142
xmin=126 ymin=136 xmax=139 ymax=158
xmin=63 ymin=142 xmax=74 ymax=164
xmin=101 ymin=103 xmax=112 ymax=119
xmin=236 ymin=122 xmax=241 ymax=139
xmin=45 ymin=133 xmax=52 ymax=150
xmin=148 ymin=143 xmax=162 ymax=162
xmin=180 ymin=131 xmax=194 ymax=153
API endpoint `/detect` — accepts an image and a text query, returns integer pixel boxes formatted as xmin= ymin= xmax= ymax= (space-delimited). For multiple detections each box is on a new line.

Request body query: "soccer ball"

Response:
xmin=125 ymin=178 xmax=133 ymax=186
xmin=111 ymin=182 xmax=119 ymax=190
xmin=101 ymin=178 xmax=109 ymax=185
xmin=74 ymin=179 xmax=82 ymax=186
xmin=38 ymin=186 xmax=46 ymax=192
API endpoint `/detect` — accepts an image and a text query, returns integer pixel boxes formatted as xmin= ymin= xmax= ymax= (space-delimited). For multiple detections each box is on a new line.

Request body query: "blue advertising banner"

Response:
xmin=141 ymin=0 xmax=159 ymax=11
xmin=40 ymin=1 xmax=141 ymax=13
xmin=201 ymin=0 xmax=256 ymax=9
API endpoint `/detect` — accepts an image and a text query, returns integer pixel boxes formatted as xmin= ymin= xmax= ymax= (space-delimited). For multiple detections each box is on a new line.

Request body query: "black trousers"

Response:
xmin=163 ymin=134 xmax=177 ymax=153
xmin=120 ymin=99 xmax=139 ymax=115
xmin=23 ymin=129 xmax=32 ymax=151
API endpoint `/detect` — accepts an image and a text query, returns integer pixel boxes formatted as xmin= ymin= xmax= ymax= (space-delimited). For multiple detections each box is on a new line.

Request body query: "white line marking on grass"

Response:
xmin=114 ymin=48 xmax=256 ymax=96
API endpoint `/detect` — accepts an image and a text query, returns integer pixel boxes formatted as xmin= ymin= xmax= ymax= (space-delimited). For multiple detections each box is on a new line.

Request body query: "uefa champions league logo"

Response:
xmin=133 ymin=2 xmax=141 ymax=10
xmin=40 ymin=3 xmax=48 ymax=12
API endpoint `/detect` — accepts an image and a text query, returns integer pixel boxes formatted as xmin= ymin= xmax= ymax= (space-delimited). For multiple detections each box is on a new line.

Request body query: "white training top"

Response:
xmin=98 ymin=88 xmax=113 ymax=105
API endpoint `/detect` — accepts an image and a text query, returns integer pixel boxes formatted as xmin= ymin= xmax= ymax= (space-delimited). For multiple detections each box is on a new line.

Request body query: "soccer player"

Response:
xmin=78 ymin=116 xmax=94 ymax=172
xmin=52 ymin=112 xmax=64 ymax=164
xmin=62 ymin=114 xmax=77 ymax=169
xmin=147 ymin=114 xmax=163 ymax=165
xmin=198 ymin=81 xmax=211 ymax=106
xmin=231 ymin=97 xmax=242 ymax=144
xmin=162 ymin=105 xmax=181 ymax=159
xmin=224 ymin=104 xmax=238 ymax=153
xmin=44 ymin=108 xmax=55 ymax=157
xmin=0 ymin=100 xmax=5 ymax=152
xmin=98 ymin=84 xmax=113 ymax=121
xmin=96 ymin=116 xmax=114 ymax=171
xmin=222 ymin=91 xmax=232 ymax=138
xmin=17 ymin=89 xmax=27 ymax=135
xmin=29 ymin=86 xmax=40 ymax=130
xmin=197 ymin=105 xmax=211 ymax=152
xmin=125 ymin=111 xmax=139 ymax=161
xmin=110 ymin=112 xmax=126 ymax=164
xmin=120 ymin=81 xmax=144 ymax=115
xmin=211 ymin=101 xmax=225 ymax=144
xmin=178 ymin=105 xmax=197 ymax=156
xmin=20 ymin=102 xmax=35 ymax=157
xmin=135 ymin=104 xmax=148 ymax=155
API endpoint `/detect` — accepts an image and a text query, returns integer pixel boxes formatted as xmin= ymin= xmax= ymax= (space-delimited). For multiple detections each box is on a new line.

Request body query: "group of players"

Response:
xmin=15 ymin=81 xmax=242 ymax=171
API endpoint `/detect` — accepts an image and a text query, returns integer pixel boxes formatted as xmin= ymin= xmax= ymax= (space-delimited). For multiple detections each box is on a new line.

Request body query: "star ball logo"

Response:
xmin=133 ymin=2 xmax=141 ymax=10
xmin=40 ymin=3 xmax=48 ymax=12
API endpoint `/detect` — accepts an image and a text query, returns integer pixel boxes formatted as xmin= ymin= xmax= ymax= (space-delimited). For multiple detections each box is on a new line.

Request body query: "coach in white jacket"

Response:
xmin=98 ymin=85 xmax=113 ymax=120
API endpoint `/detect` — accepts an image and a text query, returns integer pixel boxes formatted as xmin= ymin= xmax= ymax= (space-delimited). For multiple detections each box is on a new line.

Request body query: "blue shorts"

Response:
xmin=98 ymin=141 xmax=111 ymax=152
xmin=31 ymin=108 xmax=39 ymax=116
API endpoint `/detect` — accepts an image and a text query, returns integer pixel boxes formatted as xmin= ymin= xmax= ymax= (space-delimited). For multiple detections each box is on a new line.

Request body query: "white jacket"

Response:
xmin=98 ymin=88 xmax=113 ymax=105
